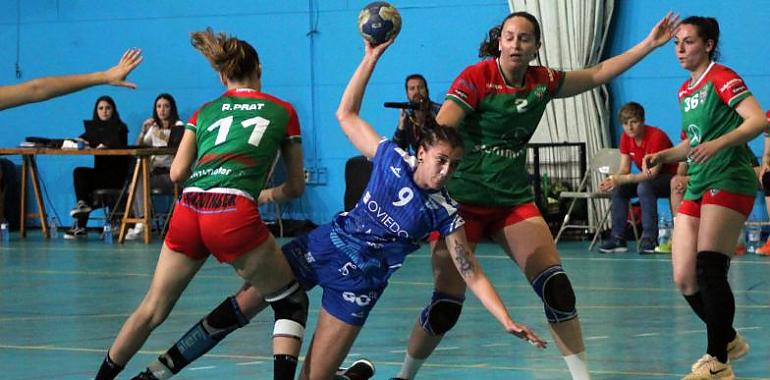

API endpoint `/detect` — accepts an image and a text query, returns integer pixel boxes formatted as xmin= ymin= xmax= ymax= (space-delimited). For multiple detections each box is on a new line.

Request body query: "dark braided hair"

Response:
xmin=416 ymin=115 xmax=463 ymax=153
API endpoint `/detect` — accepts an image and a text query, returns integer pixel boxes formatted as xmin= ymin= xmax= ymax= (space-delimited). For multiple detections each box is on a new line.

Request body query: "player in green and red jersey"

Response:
xmin=643 ymin=17 xmax=767 ymax=380
xmin=94 ymin=28 xmax=306 ymax=380
xmin=391 ymin=11 xmax=680 ymax=380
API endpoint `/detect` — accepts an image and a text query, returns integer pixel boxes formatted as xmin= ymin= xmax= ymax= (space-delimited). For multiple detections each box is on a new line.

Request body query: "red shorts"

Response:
xmin=678 ymin=189 xmax=755 ymax=218
xmin=164 ymin=192 xmax=270 ymax=263
xmin=429 ymin=202 xmax=542 ymax=243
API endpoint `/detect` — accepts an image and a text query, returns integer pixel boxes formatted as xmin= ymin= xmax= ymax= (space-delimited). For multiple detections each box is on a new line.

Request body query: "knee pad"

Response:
xmin=419 ymin=291 xmax=465 ymax=336
xmin=696 ymin=251 xmax=730 ymax=285
xmin=530 ymin=265 xmax=577 ymax=323
xmin=203 ymin=296 xmax=250 ymax=340
xmin=266 ymin=281 xmax=309 ymax=342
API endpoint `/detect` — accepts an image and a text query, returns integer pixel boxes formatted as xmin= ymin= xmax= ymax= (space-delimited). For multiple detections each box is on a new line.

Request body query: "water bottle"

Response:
xmin=103 ymin=222 xmax=113 ymax=244
xmin=747 ymin=222 xmax=761 ymax=254
xmin=0 ymin=221 xmax=9 ymax=243
xmin=49 ymin=217 xmax=59 ymax=239
xmin=657 ymin=216 xmax=671 ymax=247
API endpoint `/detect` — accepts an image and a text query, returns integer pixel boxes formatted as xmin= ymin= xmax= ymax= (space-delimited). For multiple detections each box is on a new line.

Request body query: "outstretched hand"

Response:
xmin=646 ymin=12 xmax=681 ymax=48
xmin=104 ymin=48 xmax=143 ymax=89
xmin=364 ymin=37 xmax=395 ymax=60
xmin=507 ymin=321 xmax=547 ymax=349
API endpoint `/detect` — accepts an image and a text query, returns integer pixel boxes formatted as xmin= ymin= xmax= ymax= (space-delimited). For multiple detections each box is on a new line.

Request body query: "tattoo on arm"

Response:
xmin=452 ymin=238 xmax=475 ymax=278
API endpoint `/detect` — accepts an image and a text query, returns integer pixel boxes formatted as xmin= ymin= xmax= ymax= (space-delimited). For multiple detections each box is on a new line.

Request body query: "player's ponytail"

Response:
xmin=191 ymin=28 xmax=261 ymax=81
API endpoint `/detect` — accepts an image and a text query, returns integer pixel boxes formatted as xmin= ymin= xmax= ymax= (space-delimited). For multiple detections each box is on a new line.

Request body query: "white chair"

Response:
xmin=554 ymin=148 xmax=639 ymax=251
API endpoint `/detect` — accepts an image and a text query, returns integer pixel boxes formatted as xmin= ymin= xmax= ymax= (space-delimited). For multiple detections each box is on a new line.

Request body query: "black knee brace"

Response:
xmin=531 ymin=265 xmax=577 ymax=323
xmin=419 ymin=291 xmax=465 ymax=336
xmin=161 ymin=296 xmax=250 ymax=374
xmin=266 ymin=281 xmax=309 ymax=341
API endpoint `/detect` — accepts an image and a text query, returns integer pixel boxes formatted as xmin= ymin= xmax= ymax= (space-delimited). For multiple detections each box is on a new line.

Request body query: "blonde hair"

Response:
xmin=190 ymin=28 xmax=260 ymax=82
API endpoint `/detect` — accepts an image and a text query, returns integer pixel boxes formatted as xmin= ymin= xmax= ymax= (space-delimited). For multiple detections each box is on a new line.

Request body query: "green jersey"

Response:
xmin=184 ymin=88 xmax=301 ymax=200
xmin=678 ymin=63 xmax=755 ymax=199
xmin=445 ymin=59 xmax=564 ymax=206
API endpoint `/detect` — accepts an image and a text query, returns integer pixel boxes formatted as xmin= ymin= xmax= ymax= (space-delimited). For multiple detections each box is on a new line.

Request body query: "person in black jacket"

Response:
xmin=64 ymin=95 xmax=130 ymax=239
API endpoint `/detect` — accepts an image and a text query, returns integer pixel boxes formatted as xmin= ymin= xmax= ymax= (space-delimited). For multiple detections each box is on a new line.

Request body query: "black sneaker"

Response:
xmin=130 ymin=369 xmax=160 ymax=380
xmin=69 ymin=200 xmax=92 ymax=217
xmin=599 ymin=238 xmax=627 ymax=253
xmin=337 ymin=359 xmax=375 ymax=380
xmin=63 ymin=227 xmax=87 ymax=240
xmin=639 ymin=238 xmax=656 ymax=255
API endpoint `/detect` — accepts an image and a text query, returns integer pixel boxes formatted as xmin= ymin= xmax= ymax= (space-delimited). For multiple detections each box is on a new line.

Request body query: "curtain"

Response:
xmin=508 ymin=0 xmax=615 ymax=226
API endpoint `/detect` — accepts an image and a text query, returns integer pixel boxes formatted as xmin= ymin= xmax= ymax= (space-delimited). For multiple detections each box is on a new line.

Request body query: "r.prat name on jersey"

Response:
xmin=190 ymin=166 xmax=233 ymax=179
xmin=362 ymin=191 xmax=409 ymax=238
xmin=221 ymin=103 xmax=266 ymax=111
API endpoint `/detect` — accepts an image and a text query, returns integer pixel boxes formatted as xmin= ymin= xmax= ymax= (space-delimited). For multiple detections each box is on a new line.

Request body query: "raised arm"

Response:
xmin=444 ymin=228 xmax=547 ymax=348
xmin=335 ymin=38 xmax=395 ymax=159
xmin=0 ymin=49 xmax=143 ymax=111
xmin=556 ymin=13 xmax=679 ymax=98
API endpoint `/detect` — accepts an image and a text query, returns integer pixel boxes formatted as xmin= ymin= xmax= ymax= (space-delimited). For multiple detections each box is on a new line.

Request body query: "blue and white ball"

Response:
xmin=358 ymin=2 xmax=402 ymax=45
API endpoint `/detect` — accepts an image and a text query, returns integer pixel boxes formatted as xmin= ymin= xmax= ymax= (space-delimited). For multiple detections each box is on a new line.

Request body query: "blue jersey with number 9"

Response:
xmin=330 ymin=139 xmax=464 ymax=280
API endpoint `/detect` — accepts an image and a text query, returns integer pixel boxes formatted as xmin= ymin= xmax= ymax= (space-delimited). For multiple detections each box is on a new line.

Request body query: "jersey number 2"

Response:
xmin=208 ymin=115 xmax=270 ymax=146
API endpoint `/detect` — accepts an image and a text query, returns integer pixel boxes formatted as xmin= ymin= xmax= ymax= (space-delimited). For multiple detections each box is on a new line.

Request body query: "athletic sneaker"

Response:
xmin=337 ymin=359 xmax=375 ymax=380
xmin=125 ymin=223 xmax=145 ymax=241
xmin=599 ymin=238 xmax=627 ymax=253
xmin=63 ymin=227 xmax=87 ymax=240
xmin=691 ymin=333 xmax=749 ymax=371
xmin=130 ymin=369 xmax=159 ymax=380
xmin=682 ymin=355 xmax=734 ymax=379
xmin=69 ymin=200 xmax=92 ymax=217
xmin=756 ymin=240 xmax=770 ymax=255
xmin=655 ymin=240 xmax=672 ymax=253
xmin=639 ymin=238 xmax=656 ymax=255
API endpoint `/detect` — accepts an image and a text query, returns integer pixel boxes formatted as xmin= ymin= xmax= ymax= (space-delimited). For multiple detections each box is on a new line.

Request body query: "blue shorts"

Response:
xmin=282 ymin=224 xmax=387 ymax=326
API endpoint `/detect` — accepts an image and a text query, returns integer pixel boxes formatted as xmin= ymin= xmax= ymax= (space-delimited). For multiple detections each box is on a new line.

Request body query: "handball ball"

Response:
xmin=358 ymin=2 xmax=401 ymax=45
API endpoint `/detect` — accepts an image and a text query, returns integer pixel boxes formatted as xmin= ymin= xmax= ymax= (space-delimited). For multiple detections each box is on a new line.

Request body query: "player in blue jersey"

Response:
xmin=128 ymin=36 xmax=546 ymax=380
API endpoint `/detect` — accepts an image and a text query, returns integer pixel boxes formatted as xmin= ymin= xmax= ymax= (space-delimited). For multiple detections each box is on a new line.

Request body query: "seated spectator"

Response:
xmin=345 ymin=73 xmax=442 ymax=211
xmin=392 ymin=73 xmax=442 ymax=154
xmin=64 ymin=96 xmax=130 ymax=239
xmin=125 ymin=93 xmax=184 ymax=240
xmin=599 ymin=102 xmax=677 ymax=254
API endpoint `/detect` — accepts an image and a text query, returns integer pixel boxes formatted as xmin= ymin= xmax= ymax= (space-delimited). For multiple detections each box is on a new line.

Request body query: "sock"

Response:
xmin=684 ymin=292 xmax=707 ymax=322
xmin=563 ymin=352 xmax=591 ymax=380
xmin=274 ymin=354 xmax=298 ymax=380
xmin=697 ymin=251 xmax=734 ymax=363
xmin=395 ymin=353 xmax=424 ymax=380
xmin=94 ymin=352 xmax=124 ymax=380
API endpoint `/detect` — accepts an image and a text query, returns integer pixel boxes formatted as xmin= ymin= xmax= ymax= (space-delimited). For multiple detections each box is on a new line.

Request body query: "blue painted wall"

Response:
xmin=606 ymin=1 xmax=770 ymax=220
xmin=3 ymin=1 xmax=768 ymax=225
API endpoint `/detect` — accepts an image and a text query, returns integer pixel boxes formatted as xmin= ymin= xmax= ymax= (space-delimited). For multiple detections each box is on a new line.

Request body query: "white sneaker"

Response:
xmin=691 ymin=333 xmax=749 ymax=371
xmin=125 ymin=223 xmax=145 ymax=241
xmin=69 ymin=200 xmax=92 ymax=217
xmin=682 ymin=355 xmax=734 ymax=379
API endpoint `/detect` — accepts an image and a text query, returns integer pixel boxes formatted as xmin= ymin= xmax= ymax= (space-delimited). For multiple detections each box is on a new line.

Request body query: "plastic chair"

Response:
xmin=554 ymin=148 xmax=639 ymax=251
